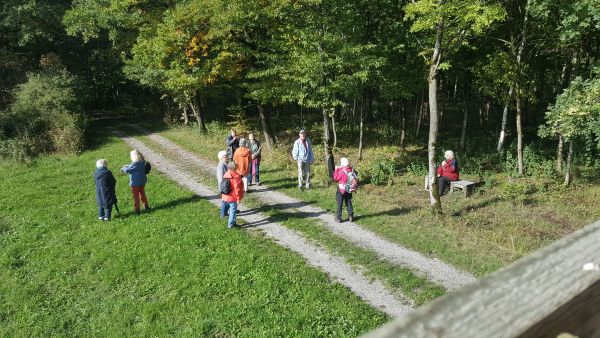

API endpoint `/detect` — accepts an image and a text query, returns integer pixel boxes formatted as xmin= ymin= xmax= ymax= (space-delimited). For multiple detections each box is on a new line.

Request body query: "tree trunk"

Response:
xmin=515 ymin=90 xmax=524 ymax=176
xmin=322 ymin=107 xmax=335 ymax=178
xmin=564 ymin=139 xmax=573 ymax=186
xmin=460 ymin=101 xmax=468 ymax=151
xmin=257 ymin=104 xmax=276 ymax=151
xmin=416 ymin=95 xmax=424 ymax=138
xmin=453 ymin=76 xmax=458 ymax=99
xmin=427 ymin=24 xmax=443 ymax=215
xmin=514 ymin=3 xmax=528 ymax=176
xmin=399 ymin=101 xmax=406 ymax=152
xmin=497 ymin=86 xmax=514 ymax=151
xmin=190 ymin=93 xmax=207 ymax=133
xmin=182 ymin=106 xmax=189 ymax=125
xmin=331 ymin=111 xmax=337 ymax=148
xmin=557 ymin=134 xmax=564 ymax=173
xmin=358 ymin=99 xmax=364 ymax=160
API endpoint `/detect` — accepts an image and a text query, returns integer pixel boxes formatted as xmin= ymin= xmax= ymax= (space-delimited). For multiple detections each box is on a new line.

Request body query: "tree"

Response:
xmin=405 ymin=0 xmax=505 ymax=213
xmin=539 ymin=75 xmax=600 ymax=185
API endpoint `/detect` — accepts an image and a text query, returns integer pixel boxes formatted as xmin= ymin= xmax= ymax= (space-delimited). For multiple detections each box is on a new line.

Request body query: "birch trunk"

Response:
xmin=427 ymin=23 xmax=443 ymax=214
xmin=564 ymin=139 xmax=573 ymax=186
xmin=556 ymin=134 xmax=564 ymax=173
xmin=497 ymin=86 xmax=514 ymax=151
xmin=322 ymin=108 xmax=335 ymax=178
xmin=358 ymin=99 xmax=364 ymax=160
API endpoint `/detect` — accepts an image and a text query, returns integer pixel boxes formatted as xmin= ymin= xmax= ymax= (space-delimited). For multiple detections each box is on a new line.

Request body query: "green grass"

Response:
xmin=0 ymin=132 xmax=388 ymax=337
xmin=136 ymin=132 xmax=446 ymax=306
xmin=143 ymin=122 xmax=600 ymax=276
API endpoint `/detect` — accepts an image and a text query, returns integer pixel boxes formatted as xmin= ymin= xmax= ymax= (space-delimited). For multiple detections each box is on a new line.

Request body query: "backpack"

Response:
xmin=220 ymin=178 xmax=231 ymax=194
xmin=344 ymin=169 xmax=359 ymax=193
xmin=144 ymin=161 xmax=152 ymax=174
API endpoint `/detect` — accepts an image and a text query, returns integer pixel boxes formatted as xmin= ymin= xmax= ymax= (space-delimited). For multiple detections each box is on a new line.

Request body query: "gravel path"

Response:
xmin=114 ymin=129 xmax=413 ymax=318
xmin=138 ymin=129 xmax=477 ymax=291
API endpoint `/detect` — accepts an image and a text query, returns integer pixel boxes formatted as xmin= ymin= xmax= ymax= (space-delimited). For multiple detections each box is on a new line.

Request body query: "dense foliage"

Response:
xmin=1 ymin=0 xmax=599 ymax=190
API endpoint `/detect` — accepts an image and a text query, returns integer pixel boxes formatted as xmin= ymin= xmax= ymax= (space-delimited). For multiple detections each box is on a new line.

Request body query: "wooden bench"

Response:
xmin=424 ymin=177 xmax=475 ymax=197
xmin=450 ymin=180 xmax=475 ymax=197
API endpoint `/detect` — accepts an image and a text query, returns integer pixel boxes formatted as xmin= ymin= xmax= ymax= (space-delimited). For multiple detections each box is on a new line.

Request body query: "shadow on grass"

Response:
xmin=238 ymin=201 xmax=328 ymax=228
xmin=451 ymin=196 xmax=503 ymax=217
xmin=114 ymin=195 xmax=202 ymax=219
xmin=356 ymin=206 xmax=420 ymax=220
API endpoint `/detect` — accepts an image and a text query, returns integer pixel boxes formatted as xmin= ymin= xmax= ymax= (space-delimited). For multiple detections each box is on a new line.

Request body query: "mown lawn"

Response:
xmin=0 ymin=133 xmax=388 ymax=337
xmin=144 ymin=122 xmax=600 ymax=276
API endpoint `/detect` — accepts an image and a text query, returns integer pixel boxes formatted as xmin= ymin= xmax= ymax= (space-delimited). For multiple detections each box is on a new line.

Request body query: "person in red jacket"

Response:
xmin=333 ymin=157 xmax=355 ymax=223
xmin=221 ymin=161 xmax=245 ymax=229
xmin=437 ymin=150 xmax=459 ymax=196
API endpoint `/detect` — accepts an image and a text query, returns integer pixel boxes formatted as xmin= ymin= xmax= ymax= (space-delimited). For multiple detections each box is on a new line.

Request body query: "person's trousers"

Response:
xmin=98 ymin=206 xmax=113 ymax=220
xmin=220 ymin=200 xmax=230 ymax=218
xmin=227 ymin=202 xmax=238 ymax=228
xmin=335 ymin=191 xmax=353 ymax=220
xmin=297 ymin=161 xmax=311 ymax=189
xmin=248 ymin=161 xmax=260 ymax=184
xmin=131 ymin=185 xmax=149 ymax=211
xmin=438 ymin=176 xmax=452 ymax=196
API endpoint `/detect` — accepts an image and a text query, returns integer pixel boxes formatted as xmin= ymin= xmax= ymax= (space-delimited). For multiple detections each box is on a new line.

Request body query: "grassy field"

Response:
xmin=136 ymin=133 xmax=446 ymax=306
xmin=142 ymin=122 xmax=600 ymax=276
xmin=0 ymin=132 xmax=388 ymax=336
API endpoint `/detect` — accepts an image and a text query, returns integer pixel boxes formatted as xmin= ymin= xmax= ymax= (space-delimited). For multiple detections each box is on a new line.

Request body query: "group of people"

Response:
xmin=93 ymin=150 xmax=150 ymax=221
xmin=94 ymin=129 xmax=460 ymax=229
xmin=217 ymin=128 xmax=358 ymax=228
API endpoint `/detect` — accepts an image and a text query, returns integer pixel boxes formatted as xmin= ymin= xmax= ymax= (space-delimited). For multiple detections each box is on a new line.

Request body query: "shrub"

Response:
xmin=369 ymin=157 xmax=396 ymax=185
xmin=406 ymin=162 xmax=428 ymax=177
xmin=0 ymin=70 xmax=85 ymax=159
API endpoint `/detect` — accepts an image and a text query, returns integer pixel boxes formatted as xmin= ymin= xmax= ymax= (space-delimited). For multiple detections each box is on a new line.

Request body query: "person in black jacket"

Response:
xmin=94 ymin=159 xmax=117 ymax=221
xmin=226 ymin=129 xmax=239 ymax=160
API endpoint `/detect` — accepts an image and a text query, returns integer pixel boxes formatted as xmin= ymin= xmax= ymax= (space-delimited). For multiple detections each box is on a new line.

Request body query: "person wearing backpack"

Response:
xmin=121 ymin=149 xmax=150 ymax=214
xmin=216 ymin=150 xmax=229 ymax=218
xmin=333 ymin=157 xmax=357 ymax=223
xmin=221 ymin=161 xmax=244 ymax=229
xmin=94 ymin=159 xmax=117 ymax=221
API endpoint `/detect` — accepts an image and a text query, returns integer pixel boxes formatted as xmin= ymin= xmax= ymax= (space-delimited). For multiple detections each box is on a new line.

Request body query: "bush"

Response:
xmin=369 ymin=157 xmax=396 ymax=185
xmin=406 ymin=162 xmax=428 ymax=176
xmin=0 ymin=70 xmax=85 ymax=160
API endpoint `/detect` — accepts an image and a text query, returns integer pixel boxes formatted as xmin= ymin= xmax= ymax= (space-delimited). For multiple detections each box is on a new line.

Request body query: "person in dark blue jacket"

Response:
xmin=121 ymin=150 xmax=150 ymax=213
xmin=94 ymin=159 xmax=117 ymax=221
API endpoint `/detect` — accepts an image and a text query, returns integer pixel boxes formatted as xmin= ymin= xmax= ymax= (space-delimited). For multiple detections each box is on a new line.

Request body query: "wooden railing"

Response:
xmin=364 ymin=220 xmax=600 ymax=338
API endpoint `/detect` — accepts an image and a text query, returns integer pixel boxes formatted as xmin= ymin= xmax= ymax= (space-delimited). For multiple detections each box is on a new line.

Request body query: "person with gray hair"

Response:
xmin=333 ymin=157 xmax=356 ymax=222
xmin=216 ymin=150 xmax=229 ymax=218
xmin=121 ymin=149 xmax=150 ymax=213
xmin=292 ymin=129 xmax=314 ymax=190
xmin=233 ymin=137 xmax=251 ymax=193
xmin=221 ymin=161 xmax=245 ymax=229
xmin=94 ymin=159 xmax=117 ymax=221
xmin=436 ymin=150 xmax=459 ymax=196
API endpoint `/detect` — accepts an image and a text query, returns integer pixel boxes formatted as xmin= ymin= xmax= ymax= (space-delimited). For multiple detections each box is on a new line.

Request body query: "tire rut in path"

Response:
xmin=113 ymin=129 xmax=413 ymax=318
xmin=138 ymin=128 xmax=477 ymax=291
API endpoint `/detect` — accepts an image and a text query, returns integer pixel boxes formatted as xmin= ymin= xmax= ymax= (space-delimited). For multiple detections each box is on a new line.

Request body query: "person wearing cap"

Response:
xmin=292 ymin=129 xmax=314 ymax=190
xmin=94 ymin=159 xmax=117 ymax=221
xmin=333 ymin=157 xmax=355 ymax=222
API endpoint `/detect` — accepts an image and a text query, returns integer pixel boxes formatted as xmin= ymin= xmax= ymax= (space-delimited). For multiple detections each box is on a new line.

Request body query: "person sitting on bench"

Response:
xmin=437 ymin=150 xmax=459 ymax=196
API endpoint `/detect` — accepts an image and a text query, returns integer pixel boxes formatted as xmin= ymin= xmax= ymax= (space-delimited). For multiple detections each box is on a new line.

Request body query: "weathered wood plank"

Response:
xmin=363 ymin=220 xmax=600 ymax=338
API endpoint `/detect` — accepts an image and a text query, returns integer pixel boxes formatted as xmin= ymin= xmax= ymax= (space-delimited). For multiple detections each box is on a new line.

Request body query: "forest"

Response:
xmin=2 ymin=1 xmax=600 ymax=335
xmin=1 ymin=0 xmax=600 ymax=210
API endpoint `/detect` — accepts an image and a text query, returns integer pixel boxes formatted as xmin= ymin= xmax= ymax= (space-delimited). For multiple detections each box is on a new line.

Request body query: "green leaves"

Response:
xmin=540 ymin=76 xmax=600 ymax=144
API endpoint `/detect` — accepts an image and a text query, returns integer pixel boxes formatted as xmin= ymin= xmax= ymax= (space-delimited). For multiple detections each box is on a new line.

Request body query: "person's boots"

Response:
xmin=348 ymin=215 xmax=354 ymax=222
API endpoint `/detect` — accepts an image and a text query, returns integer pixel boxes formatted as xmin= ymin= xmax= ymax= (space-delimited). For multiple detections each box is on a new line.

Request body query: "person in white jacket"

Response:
xmin=291 ymin=130 xmax=314 ymax=190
